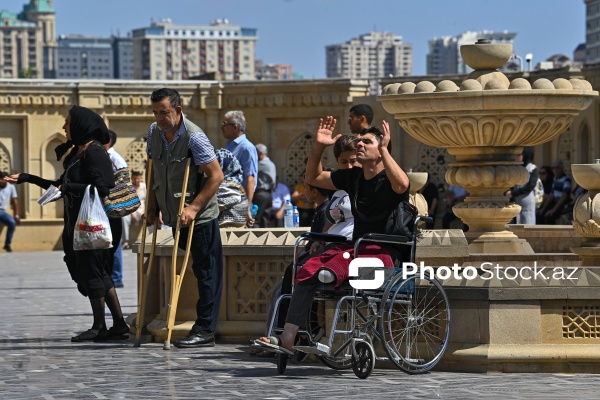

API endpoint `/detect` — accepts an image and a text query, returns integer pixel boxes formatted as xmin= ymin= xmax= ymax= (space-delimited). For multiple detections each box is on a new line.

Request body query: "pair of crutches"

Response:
xmin=135 ymin=158 xmax=195 ymax=350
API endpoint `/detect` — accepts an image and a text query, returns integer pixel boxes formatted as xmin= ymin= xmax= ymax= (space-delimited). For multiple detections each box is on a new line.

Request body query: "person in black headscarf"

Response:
xmin=6 ymin=105 xmax=129 ymax=342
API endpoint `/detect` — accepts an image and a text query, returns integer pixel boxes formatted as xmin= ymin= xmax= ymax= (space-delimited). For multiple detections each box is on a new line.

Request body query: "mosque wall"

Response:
xmin=0 ymin=70 xmax=598 ymax=250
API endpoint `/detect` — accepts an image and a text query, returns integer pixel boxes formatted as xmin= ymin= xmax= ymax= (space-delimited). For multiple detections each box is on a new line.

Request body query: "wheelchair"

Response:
xmin=265 ymin=216 xmax=451 ymax=379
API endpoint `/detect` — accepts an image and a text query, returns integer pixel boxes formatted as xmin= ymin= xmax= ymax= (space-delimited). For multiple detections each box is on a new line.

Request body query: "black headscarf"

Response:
xmin=522 ymin=146 xmax=534 ymax=166
xmin=54 ymin=105 xmax=111 ymax=161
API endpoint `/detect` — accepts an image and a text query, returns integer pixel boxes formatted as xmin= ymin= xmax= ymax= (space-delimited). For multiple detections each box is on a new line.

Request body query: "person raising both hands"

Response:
xmin=254 ymin=115 xmax=410 ymax=355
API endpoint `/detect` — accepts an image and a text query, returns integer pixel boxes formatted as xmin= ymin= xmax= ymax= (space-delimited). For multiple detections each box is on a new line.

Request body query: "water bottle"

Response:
xmin=250 ymin=204 xmax=258 ymax=218
xmin=283 ymin=199 xmax=294 ymax=228
xmin=292 ymin=206 xmax=300 ymax=228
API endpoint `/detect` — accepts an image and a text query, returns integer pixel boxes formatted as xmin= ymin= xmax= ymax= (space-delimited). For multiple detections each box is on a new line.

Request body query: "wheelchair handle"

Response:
xmin=300 ymin=232 xmax=349 ymax=244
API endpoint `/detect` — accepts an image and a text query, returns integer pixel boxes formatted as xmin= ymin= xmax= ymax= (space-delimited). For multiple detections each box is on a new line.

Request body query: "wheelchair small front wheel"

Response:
xmin=351 ymin=341 xmax=375 ymax=379
xmin=277 ymin=353 xmax=288 ymax=374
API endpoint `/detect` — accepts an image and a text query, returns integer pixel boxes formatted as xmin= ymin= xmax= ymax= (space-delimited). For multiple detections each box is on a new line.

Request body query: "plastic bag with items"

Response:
xmin=74 ymin=185 xmax=113 ymax=251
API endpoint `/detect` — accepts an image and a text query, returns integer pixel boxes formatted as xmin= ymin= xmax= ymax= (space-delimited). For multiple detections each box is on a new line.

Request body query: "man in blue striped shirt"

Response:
xmin=221 ymin=110 xmax=258 ymax=227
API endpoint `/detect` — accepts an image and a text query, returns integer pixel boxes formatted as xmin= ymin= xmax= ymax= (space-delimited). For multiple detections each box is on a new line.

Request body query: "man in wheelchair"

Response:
xmin=255 ymin=116 xmax=410 ymax=355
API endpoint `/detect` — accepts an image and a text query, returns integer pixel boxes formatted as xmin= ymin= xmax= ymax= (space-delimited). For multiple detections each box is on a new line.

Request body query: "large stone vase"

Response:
xmin=378 ymin=41 xmax=598 ymax=253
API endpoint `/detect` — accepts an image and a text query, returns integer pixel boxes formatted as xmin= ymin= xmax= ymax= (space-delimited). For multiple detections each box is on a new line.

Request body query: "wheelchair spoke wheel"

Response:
xmin=379 ymin=274 xmax=450 ymax=374
xmin=276 ymin=353 xmax=288 ymax=374
xmin=352 ymin=341 xmax=375 ymax=379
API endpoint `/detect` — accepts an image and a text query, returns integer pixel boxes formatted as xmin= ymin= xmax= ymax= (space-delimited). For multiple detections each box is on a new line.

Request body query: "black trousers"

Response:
xmin=253 ymin=190 xmax=273 ymax=228
xmin=175 ymin=218 xmax=223 ymax=333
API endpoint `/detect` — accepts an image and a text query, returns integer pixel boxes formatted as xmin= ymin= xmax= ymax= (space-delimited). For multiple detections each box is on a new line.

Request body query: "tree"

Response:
xmin=18 ymin=67 xmax=37 ymax=79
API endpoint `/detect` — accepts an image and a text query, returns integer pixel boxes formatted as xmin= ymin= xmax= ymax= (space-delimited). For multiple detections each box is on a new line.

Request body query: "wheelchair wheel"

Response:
xmin=379 ymin=274 xmax=450 ymax=374
xmin=352 ymin=341 xmax=375 ymax=379
xmin=277 ymin=353 xmax=287 ymax=374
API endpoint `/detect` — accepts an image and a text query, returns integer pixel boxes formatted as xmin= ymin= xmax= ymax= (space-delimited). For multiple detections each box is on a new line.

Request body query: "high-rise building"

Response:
xmin=427 ymin=31 xmax=516 ymax=75
xmin=586 ymin=0 xmax=600 ymax=64
xmin=132 ymin=18 xmax=257 ymax=81
xmin=0 ymin=0 xmax=57 ymax=79
xmin=326 ymin=32 xmax=412 ymax=79
xmin=56 ymin=35 xmax=113 ymax=79
xmin=113 ymin=36 xmax=134 ymax=79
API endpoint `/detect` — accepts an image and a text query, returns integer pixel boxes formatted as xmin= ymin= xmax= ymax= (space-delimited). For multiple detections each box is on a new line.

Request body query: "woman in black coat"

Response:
xmin=7 ymin=105 xmax=128 ymax=342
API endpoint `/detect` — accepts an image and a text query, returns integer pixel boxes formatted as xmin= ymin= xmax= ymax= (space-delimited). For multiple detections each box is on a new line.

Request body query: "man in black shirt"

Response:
xmin=254 ymin=116 xmax=409 ymax=355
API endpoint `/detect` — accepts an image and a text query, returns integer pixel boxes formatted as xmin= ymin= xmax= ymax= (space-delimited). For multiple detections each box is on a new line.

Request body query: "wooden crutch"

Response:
xmin=164 ymin=158 xmax=195 ymax=350
xmin=134 ymin=159 xmax=159 ymax=347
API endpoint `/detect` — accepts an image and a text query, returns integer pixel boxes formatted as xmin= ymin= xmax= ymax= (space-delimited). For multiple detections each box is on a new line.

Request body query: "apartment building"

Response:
xmin=132 ymin=18 xmax=257 ymax=81
xmin=326 ymin=31 xmax=412 ymax=79
xmin=0 ymin=0 xmax=56 ymax=78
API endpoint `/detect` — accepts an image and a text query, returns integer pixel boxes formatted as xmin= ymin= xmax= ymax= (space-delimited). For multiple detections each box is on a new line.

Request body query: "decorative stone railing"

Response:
xmin=130 ymin=228 xmax=469 ymax=343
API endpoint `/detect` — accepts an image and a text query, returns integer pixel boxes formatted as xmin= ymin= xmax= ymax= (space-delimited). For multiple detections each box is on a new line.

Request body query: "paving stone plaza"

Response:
xmin=0 ymin=250 xmax=598 ymax=399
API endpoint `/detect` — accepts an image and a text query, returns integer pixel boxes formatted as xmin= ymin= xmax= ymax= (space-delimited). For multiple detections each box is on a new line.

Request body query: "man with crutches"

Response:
xmin=145 ymin=88 xmax=224 ymax=348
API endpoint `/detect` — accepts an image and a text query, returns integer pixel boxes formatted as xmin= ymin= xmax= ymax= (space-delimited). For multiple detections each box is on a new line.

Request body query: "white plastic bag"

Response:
xmin=74 ymin=185 xmax=113 ymax=251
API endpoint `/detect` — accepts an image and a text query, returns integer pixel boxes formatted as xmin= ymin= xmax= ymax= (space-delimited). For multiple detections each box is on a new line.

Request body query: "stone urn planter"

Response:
xmin=378 ymin=40 xmax=598 ymax=253
xmin=571 ymin=162 xmax=600 ymax=265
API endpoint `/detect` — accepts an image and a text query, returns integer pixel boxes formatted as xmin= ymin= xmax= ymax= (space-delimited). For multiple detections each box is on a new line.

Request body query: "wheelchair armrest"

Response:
xmin=300 ymin=232 xmax=349 ymax=244
xmin=361 ymin=233 xmax=411 ymax=244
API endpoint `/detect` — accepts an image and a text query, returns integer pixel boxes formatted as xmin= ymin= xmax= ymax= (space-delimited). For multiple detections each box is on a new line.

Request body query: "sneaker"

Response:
xmin=3 ymin=245 xmax=12 ymax=252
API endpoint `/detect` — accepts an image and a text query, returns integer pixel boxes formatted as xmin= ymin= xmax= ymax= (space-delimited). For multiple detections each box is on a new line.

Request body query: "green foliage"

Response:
xmin=18 ymin=67 xmax=37 ymax=79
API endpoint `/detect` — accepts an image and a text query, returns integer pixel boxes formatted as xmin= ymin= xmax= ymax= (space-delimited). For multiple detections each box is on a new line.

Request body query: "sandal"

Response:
xmin=252 ymin=336 xmax=295 ymax=357
xmin=94 ymin=323 xmax=130 ymax=342
xmin=71 ymin=327 xmax=107 ymax=342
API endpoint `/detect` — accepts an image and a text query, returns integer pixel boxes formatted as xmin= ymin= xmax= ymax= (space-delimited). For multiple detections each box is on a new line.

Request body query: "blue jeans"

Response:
xmin=112 ymin=242 xmax=123 ymax=287
xmin=174 ymin=218 xmax=223 ymax=333
xmin=0 ymin=210 xmax=16 ymax=247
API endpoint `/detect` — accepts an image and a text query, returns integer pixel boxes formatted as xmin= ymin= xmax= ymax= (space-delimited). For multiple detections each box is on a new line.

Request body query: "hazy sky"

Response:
xmin=3 ymin=0 xmax=586 ymax=78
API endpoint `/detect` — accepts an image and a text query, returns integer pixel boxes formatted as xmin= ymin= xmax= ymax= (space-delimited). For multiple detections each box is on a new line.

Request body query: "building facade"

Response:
xmin=132 ymin=18 xmax=257 ymax=81
xmin=113 ymin=36 xmax=134 ymax=79
xmin=56 ymin=35 xmax=113 ymax=79
xmin=0 ymin=0 xmax=56 ymax=79
xmin=427 ymin=30 xmax=516 ymax=75
xmin=326 ymin=32 xmax=412 ymax=79
xmin=255 ymin=60 xmax=293 ymax=80
xmin=55 ymin=35 xmax=134 ymax=80
xmin=586 ymin=0 xmax=600 ymax=64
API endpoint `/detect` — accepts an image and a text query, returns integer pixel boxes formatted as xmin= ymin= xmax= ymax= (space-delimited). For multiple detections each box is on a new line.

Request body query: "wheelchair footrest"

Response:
xmin=293 ymin=342 xmax=331 ymax=356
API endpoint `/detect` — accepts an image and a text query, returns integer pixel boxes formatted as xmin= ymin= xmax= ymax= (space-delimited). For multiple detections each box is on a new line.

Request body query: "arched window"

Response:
xmin=0 ymin=143 xmax=11 ymax=173
xmin=124 ymin=137 xmax=149 ymax=176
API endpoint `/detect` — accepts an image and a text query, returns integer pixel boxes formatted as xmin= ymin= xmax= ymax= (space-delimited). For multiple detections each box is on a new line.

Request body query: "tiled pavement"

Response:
xmin=1 ymin=250 xmax=599 ymax=399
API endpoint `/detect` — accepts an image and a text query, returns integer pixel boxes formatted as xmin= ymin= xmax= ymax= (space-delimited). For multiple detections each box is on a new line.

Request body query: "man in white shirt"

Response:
xmin=104 ymin=130 xmax=127 ymax=288
xmin=0 ymin=171 xmax=20 ymax=252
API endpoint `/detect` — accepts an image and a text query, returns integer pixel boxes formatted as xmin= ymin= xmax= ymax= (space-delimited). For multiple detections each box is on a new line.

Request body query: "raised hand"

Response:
xmin=380 ymin=120 xmax=391 ymax=151
xmin=315 ymin=116 xmax=340 ymax=147
xmin=4 ymin=173 xmax=20 ymax=184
